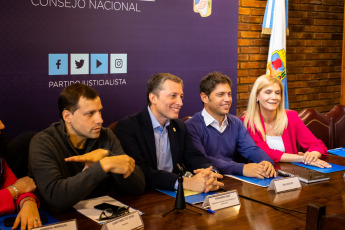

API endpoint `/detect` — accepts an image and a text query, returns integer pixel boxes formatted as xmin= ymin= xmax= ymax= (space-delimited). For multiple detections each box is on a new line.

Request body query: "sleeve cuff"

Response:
xmin=234 ymin=163 xmax=245 ymax=176
xmin=16 ymin=193 xmax=40 ymax=210
xmin=174 ymin=180 xmax=178 ymax=190
xmin=211 ymin=169 xmax=219 ymax=174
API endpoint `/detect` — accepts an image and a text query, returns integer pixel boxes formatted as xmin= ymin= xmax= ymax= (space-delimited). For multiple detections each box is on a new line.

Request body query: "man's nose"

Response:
xmin=95 ymin=112 xmax=103 ymax=124
xmin=224 ymin=94 xmax=231 ymax=101
xmin=176 ymin=96 xmax=183 ymax=106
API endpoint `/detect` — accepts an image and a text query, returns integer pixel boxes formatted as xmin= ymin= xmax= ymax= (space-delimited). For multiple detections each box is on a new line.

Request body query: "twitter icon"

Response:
xmin=75 ymin=59 xmax=85 ymax=69
xmin=71 ymin=54 xmax=89 ymax=75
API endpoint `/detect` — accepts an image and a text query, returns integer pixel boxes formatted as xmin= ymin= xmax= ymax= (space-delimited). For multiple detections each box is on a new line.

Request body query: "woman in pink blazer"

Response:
xmin=241 ymin=75 xmax=330 ymax=168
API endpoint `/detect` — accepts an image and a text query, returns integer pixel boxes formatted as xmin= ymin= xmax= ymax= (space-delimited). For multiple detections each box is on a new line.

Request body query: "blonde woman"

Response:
xmin=241 ymin=75 xmax=330 ymax=168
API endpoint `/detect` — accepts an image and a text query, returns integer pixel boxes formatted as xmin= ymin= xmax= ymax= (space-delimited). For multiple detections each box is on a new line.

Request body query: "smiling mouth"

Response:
xmin=171 ymin=108 xmax=180 ymax=112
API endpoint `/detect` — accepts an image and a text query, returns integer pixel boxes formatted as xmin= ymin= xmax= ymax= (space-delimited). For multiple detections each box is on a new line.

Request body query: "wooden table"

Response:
xmin=54 ymin=155 xmax=345 ymax=230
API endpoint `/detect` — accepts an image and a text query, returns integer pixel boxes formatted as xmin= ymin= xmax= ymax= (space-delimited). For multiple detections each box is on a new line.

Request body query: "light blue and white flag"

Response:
xmin=262 ymin=0 xmax=289 ymax=35
xmin=265 ymin=0 xmax=289 ymax=109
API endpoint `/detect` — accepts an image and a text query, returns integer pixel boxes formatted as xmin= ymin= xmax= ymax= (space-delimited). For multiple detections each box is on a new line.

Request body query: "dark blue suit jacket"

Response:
xmin=115 ymin=108 xmax=214 ymax=190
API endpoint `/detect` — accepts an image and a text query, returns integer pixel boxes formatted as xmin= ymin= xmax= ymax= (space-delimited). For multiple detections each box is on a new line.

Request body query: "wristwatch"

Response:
xmin=183 ymin=171 xmax=193 ymax=178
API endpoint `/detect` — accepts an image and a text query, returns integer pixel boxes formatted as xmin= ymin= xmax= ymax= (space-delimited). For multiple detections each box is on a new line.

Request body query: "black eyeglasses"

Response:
xmin=98 ymin=207 xmax=129 ymax=221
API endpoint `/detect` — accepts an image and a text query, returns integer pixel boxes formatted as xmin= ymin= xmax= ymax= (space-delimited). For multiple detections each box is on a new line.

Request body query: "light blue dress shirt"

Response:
xmin=147 ymin=106 xmax=173 ymax=172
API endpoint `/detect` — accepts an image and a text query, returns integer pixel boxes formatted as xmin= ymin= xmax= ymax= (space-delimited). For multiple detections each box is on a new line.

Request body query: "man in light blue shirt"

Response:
xmin=115 ymin=73 xmax=224 ymax=191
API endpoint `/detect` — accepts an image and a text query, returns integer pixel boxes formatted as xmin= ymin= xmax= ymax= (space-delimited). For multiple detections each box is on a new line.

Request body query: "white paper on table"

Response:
xmin=73 ymin=195 xmax=141 ymax=224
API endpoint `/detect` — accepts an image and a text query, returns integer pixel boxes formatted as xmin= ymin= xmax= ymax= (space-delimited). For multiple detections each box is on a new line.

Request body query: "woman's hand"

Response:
xmin=12 ymin=199 xmax=41 ymax=230
xmin=307 ymin=159 xmax=331 ymax=168
xmin=303 ymin=151 xmax=322 ymax=164
xmin=14 ymin=177 xmax=36 ymax=194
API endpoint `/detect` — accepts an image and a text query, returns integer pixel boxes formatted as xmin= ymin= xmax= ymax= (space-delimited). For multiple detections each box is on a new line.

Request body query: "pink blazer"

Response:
xmin=241 ymin=110 xmax=327 ymax=162
xmin=0 ymin=160 xmax=38 ymax=215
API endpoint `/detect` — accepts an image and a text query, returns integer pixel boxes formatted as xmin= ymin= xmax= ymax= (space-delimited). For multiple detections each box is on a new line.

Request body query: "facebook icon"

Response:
xmin=49 ymin=54 xmax=68 ymax=75
xmin=56 ymin=59 xmax=61 ymax=69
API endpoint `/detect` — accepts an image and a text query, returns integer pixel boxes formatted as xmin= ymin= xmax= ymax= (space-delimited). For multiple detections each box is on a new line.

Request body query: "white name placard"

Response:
xmin=101 ymin=211 xmax=143 ymax=230
xmin=202 ymin=190 xmax=240 ymax=211
xmin=268 ymin=177 xmax=301 ymax=193
xmin=32 ymin=219 xmax=77 ymax=230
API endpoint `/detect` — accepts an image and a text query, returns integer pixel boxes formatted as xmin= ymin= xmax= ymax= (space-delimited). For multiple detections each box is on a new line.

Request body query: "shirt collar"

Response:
xmin=147 ymin=106 xmax=170 ymax=130
xmin=201 ymin=108 xmax=228 ymax=127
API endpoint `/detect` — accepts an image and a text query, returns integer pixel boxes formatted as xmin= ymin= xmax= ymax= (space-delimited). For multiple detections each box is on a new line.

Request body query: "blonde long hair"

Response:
xmin=243 ymin=75 xmax=288 ymax=141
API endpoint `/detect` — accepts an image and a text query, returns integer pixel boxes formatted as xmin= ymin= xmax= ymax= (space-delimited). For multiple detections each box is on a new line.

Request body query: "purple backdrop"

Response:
xmin=0 ymin=0 xmax=238 ymax=137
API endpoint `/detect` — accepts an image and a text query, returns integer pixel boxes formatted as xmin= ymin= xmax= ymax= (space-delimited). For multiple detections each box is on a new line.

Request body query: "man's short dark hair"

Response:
xmin=200 ymin=72 xmax=232 ymax=96
xmin=146 ymin=73 xmax=183 ymax=105
xmin=58 ymin=83 xmax=99 ymax=118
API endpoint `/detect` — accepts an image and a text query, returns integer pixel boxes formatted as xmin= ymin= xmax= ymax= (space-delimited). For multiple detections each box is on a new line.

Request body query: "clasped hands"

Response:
xmin=65 ymin=149 xmax=135 ymax=178
xmin=243 ymin=161 xmax=276 ymax=179
xmin=298 ymin=151 xmax=331 ymax=168
xmin=183 ymin=166 xmax=224 ymax=193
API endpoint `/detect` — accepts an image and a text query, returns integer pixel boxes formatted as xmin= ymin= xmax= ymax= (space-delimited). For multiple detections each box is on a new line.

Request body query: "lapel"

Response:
xmin=168 ymin=120 xmax=179 ymax=173
xmin=139 ymin=108 xmax=158 ymax=169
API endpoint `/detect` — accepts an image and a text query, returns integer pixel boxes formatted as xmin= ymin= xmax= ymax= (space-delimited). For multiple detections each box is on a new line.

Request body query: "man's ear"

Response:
xmin=149 ymin=93 xmax=157 ymax=105
xmin=62 ymin=110 xmax=72 ymax=123
xmin=200 ymin=92 xmax=209 ymax=104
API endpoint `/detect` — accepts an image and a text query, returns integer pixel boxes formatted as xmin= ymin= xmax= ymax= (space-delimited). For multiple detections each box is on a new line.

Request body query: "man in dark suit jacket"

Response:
xmin=115 ymin=73 xmax=223 ymax=192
